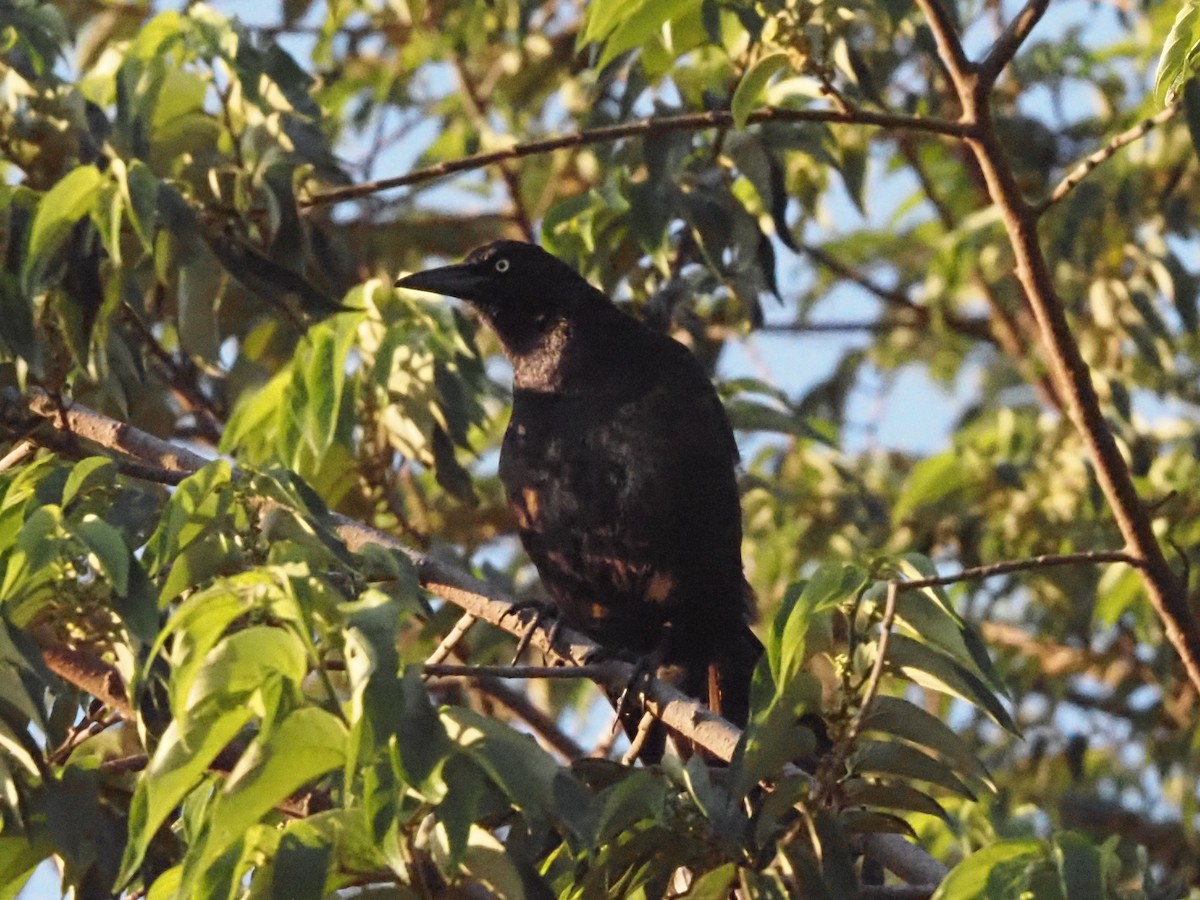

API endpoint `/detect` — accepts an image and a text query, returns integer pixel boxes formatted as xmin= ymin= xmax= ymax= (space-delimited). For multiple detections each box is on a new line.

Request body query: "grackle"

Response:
xmin=397 ymin=241 xmax=762 ymax=760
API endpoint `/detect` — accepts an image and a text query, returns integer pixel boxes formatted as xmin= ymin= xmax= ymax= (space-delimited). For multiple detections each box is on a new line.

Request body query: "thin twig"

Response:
xmin=121 ymin=303 xmax=224 ymax=443
xmin=423 ymin=612 xmax=477 ymax=671
xmin=851 ymin=582 xmax=898 ymax=741
xmin=915 ymin=0 xmax=975 ymax=84
xmin=48 ymin=712 xmax=121 ymax=765
xmin=0 ymin=439 xmax=36 ymax=473
xmin=424 ymin=663 xmax=604 ymax=680
xmin=453 ymin=58 xmax=535 ymax=242
xmin=799 ymin=243 xmax=993 ymax=342
xmin=621 ymin=711 xmax=657 ymax=766
xmin=752 ymin=320 xmax=922 ymax=336
xmin=800 ymin=243 xmax=913 ymax=310
xmin=307 ymin=106 xmax=972 ymax=207
xmin=895 ymin=549 xmax=1142 ymax=592
xmin=1038 ymin=102 xmax=1184 ymax=213
xmin=472 ymin=674 xmax=586 ymax=760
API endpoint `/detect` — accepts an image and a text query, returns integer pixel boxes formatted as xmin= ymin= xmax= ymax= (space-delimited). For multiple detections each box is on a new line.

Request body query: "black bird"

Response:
xmin=396 ymin=241 xmax=762 ymax=758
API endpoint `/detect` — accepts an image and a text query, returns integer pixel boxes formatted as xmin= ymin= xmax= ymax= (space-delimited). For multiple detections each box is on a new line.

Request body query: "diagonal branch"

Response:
xmin=914 ymin=0 xmax=1200 ymax=696
xmin=915 ymin=0 xmax=975 ymax=91
xmin=15 ymin=386 xmax=744 ymax=761
xmin=895 ymin=550 xmax=1142 ymax=591
xmin=1038 ymin=101 xmax=1184 ymax=213
xmin=13 ymin=387 xmax=951 ymax=883
xmin=305 ymin=106 xmax=972 ymax=207
xmin=977 ymin=0 xmax=1051 ymax=88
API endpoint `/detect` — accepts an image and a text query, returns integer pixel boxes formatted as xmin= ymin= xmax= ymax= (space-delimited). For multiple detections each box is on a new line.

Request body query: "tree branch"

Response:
xmin=914 ymin=0 xmax=976 ymax=92
xmin=915 ymin=0 xmax=1200 ymax=696
xmin=14 ymin=387 xmax=969 ymax=883
xmin=1038 ymin=101 xmax=1184 ymax=213
xmin=895 ymin=550 xmax=1141 ymax=592
xmin=471 ymin=673 xmax=587 ymax=761
xmin=977 ymin=0 xmax=1051 ymax=88
xmin=35 ymin=633 xmax=133 ymax=721
xmin=425 ymin=663 xmax=606 ymax=680
xmin=16 ymin=387 xmax=745 ymax=759
xmin=305 ymin=107 xmax=972 ymax=207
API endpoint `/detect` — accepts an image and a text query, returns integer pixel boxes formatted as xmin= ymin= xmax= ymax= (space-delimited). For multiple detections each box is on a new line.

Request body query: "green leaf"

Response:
xmin=837 ymin=809 xmax=916 ymax=837
xmin=144 ymin=866 xmax=183 ymax=900
xmin=149 ymin=571 xmax=303 ymax=720
xmin=0 ymin=273 xmax=37 ymax=367
xmin=0 ymin=711 xmax=41 ymax=777
xmin=732 ymin=672 xmax=822 ymax=796
xmin=437 ymin=756 xmax=489 ymax=870
xmin=267 ymin=823 xmax=333 ymax=900
xmin=119 ymin=706 xmax=256 ymax=884
xmin=183 ymin=625 xmax=307 ymax=716
xmin=732 ymin=52 xmax=790 ymax=129
xmin=442 ymin=706 xmax=588 ymax=838
xmin=850 ymin=740 xmax=975 ymax=800
xmin=774 ymin=564 xmax=864 ymax=685
xmin=392 ymin=666 xmax=450 ymax=791
xmin=885 ymin=634 xmax=1018 ymax=733
xmin=199 ymin=707 xmax=347 ymax=868
xmin=23 ymin=165 xmax=106 ymax=295
xmin=681 ymin=863 xmax=737 ymax=899
xmin=842 ymin=778 xmax=950 ymax=822
xmin=591 ymin=0 xmax=700 ymax=71
xmin=932 ymin=839 xmax=1052 ymax=900
xmin=894 ymin=451 xmax=972 ymax=521
xmin=143 ymin=460 xmax=234 ymax=575
xmin=1053 ymin=832 xmax=1103 ymax=900
xmin=73 ymin=514 xmax=130 ymax=594
xmin=1154 ymin=0 xmax=1200 ymax=106
xmin=859 ymin=696 xmax=993 ymax=790
xmin=0 ymin=833 xmax=49 ymax=900
xmin=1185 ymin=77 xmax=1200 ymax=159
xmin=119 ymin=160 xmax=159 ymax=253
xmin=429 ymin=822 xmax=527 ymax=898
xmin=61 ymin=457 xmax=116 ymax=507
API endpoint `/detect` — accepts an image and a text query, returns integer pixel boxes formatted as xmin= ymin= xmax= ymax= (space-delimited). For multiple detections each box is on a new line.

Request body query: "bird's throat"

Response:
xmin=510 ymin=317 xmax=573 ymax=392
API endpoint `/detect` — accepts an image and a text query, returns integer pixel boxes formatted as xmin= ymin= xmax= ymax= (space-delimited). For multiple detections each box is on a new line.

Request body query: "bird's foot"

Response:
xmin=501 ymin=598 xmax=561 ymax=665
xmin=612 ymin=650 xmax=664 ymax=729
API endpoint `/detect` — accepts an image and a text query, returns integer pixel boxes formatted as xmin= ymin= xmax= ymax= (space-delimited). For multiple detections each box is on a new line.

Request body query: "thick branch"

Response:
xmin=35 ymin=633 xmax=133 ymax=721
xmin=24 ymin=388 xmax=210 ymax=474
xmin=18 ymin=388 xmax=744 ymax=759
xmin=915 ymin=0 xmax=1200 ymax=695
xmin=306 ymin=107 xmax=971 ymax=206
xmin=16 ymin=388 xmax=958 ymax=882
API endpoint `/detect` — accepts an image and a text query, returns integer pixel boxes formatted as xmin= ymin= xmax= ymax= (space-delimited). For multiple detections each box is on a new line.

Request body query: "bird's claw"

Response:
xmin=504 ymin=599 xmax=560 ymax=665
xmin=612 ymin=654 xmax=657 ymax=730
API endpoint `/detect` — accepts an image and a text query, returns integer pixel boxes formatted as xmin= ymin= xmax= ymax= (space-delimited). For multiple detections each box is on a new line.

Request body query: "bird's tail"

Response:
xmin=706 ymin=623 xmax=764 ymax=729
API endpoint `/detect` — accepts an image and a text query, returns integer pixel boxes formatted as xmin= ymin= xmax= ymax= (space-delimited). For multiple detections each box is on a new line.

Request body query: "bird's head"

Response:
xmin=395 ymin=241 xmax=604 ymax=357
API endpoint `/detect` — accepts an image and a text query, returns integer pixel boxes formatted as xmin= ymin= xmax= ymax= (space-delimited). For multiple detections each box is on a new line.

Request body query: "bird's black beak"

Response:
xmin=395 ymin=263 xmax=487 ymax=302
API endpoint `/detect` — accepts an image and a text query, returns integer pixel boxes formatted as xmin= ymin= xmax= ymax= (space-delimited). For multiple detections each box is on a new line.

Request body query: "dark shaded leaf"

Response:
xmin=850 ymin=740 xmax=976 ymax=800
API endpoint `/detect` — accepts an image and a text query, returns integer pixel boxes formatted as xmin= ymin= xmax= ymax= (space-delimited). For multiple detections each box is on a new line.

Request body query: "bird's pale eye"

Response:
xmin=495 ymin=258 xmax=510 ymax=273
